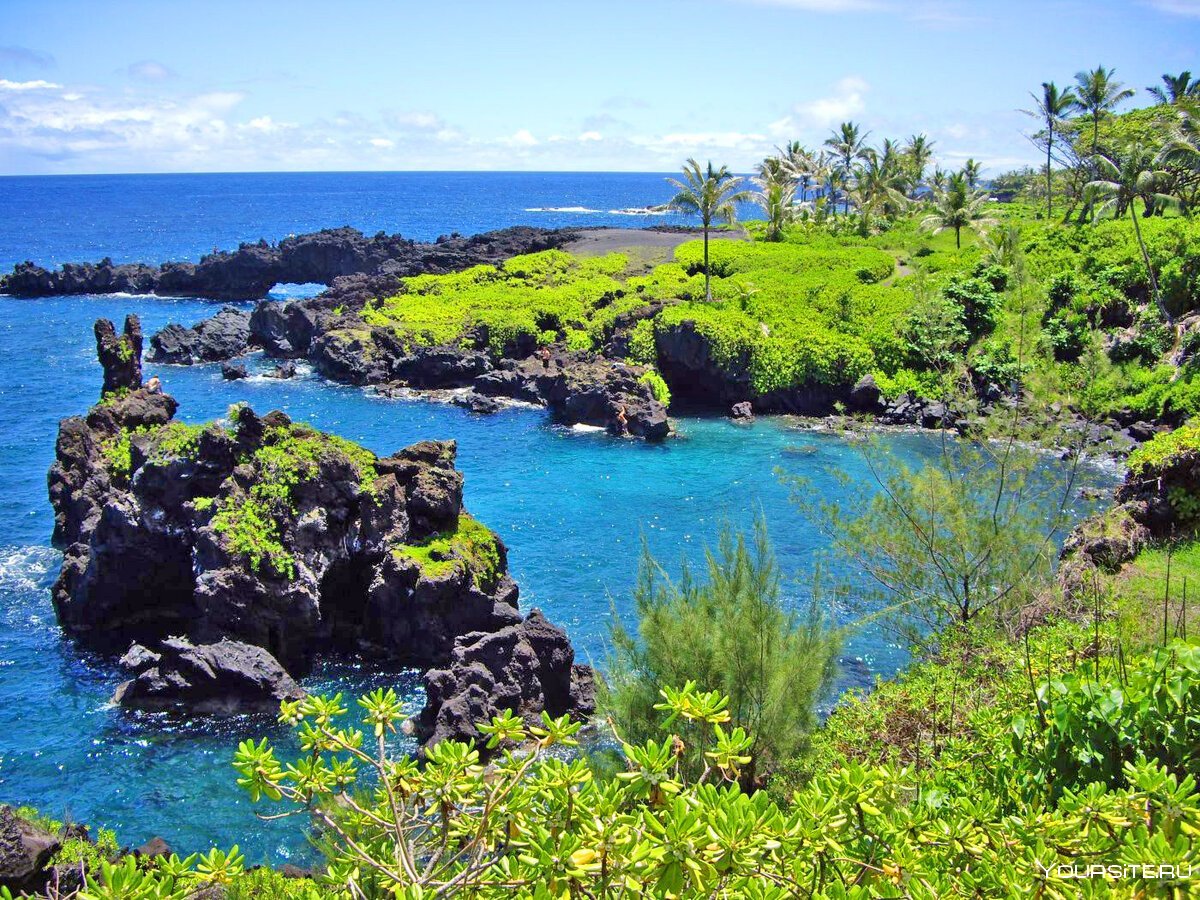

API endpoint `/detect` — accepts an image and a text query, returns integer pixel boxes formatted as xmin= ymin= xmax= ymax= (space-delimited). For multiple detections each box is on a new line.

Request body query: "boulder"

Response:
xmin=114 ymin=638 xmax=306 ymax=714
xmin=848 ymin=374 xmax=882 ymax=412
xmin=418 ymin=610 xmax=596 ymax=750
xmin=265 ymin=361 xmax=297 ymax=379
xmin=0 ymin=806 xmax=60 ymax=895
xmin=250 ymin=301 xmax=321 ymax=357
xmin=452 ymin=391 xmax=504 ymax=415
xmin=222 ymin=362 xmax=249 ymax=380
xmin=730 ymin=401 xmax=754 ymax=421
xmin=148 ymin=307 xmax=251 ymax=364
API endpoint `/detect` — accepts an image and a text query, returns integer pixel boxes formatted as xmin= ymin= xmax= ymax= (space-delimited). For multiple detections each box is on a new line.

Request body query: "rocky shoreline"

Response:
xmin=2 ymin=226 xmax=576 ymax=301
xmin=7 ymin=223 xmax=1166 ymax=454
xmin=48 ymin=314 xmax=594 ymax=745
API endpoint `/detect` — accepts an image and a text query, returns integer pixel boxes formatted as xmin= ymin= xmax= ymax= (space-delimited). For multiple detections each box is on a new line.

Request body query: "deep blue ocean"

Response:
xmin=0 ymin=172 xmax=1115 ymax=863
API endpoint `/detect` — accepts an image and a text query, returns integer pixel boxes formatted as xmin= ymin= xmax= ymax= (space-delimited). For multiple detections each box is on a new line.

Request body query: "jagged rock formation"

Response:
xmin=419 ymin=609 xmax=596 ymax=746
xmin=4 ymin=226 xmax=573 ymax=301
xmin=0 ymin=807 xmax=60 ymax=896
xmin=114 ymin=637 xmax=306 ymax=714
xmin=148 ymin=307 xmax=251 ymax=364
xmin=48 ymin=315 xmax=594 ymax=736
xmin=94 ymin=315 xmax=143 ymax=396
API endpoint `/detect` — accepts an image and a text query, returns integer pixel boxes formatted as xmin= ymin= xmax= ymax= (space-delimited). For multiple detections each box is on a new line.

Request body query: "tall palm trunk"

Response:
xmin=955 ymin=225 xmax=961 ymax=249
xmin=1045 ymin=124 xmax=1054 ymax=220
xmin=703 ymin=218 xmax=712 ymax=301
xmin=1129 ymin=199 xmax=1167 ymax=323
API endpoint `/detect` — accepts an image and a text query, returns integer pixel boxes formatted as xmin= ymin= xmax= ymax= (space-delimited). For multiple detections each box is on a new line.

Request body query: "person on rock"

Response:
xmin=615 ymin=404 xmax=629 ymax=436
xmin=538 ymin=346 xmax=552 ymax=369
xmin=145 ymin=375 xmax=162 ymax=393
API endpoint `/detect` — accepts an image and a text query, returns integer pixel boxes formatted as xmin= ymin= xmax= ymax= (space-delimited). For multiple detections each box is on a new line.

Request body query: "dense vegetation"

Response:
xmin=11 ymin=69 xmax=1200 ymax=899
xmin=339 ymin=75 xmax=1200 ymax=425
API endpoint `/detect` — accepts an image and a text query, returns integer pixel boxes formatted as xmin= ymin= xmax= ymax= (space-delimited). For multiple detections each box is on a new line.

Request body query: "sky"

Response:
xmin=0 ymin=0 xmax=1196 ymax=176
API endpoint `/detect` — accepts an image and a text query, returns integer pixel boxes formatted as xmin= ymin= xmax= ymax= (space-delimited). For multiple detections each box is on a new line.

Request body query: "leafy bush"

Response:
xmin=902 ymin=289 xmax=968 ymax=370
xmin=638 ymin=369 xmax=671 ymax=406
xmin=1128 ymin=420 xmax=1200 ymax=473
xmin=220 ymin=638 xmax=1200 ymax=899
xmin=625 ymin=319 xmax=657 ymax=366
xmin=943 ymin=272 xmax=1002 ymax=339
xmin=1016 ymin=642 xmax=1200 ymax=799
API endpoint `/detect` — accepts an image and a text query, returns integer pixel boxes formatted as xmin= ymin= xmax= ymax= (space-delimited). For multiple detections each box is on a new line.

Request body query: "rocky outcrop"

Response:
xmin=149 ymin=307 xmax=251 ymax=364
xmin=94 ymin=315 xmax=143 ymax=396
xmin=114 ymin=637 xmax=306 ymax=714
xmin=418 ymin=609 xmax=596 ymax=748
xmin=0 ymin=806 xmax=60 ymax=896
xmin=4 ymin=226 xmax=573 ymax=301
xmin=474 ymin=353 xmax=670 ymax=439
xmin=48 ymin=316 xmax=595 ymax=740
xmin=654 ymin=320 xmax=848 ymax=415
xmin=1057 ymin=436 xmax=1200 ymax=604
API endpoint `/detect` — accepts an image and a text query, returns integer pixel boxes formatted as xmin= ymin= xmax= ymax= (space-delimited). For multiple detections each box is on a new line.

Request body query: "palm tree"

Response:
xmin=1157 ymin=108 xmax=1200 ymax=213
xmin=776 ymin=141 xmax=816 ymax=201
xmin=1023 ymin=81 xmax=1078 ymax=219
xmin=753 ymin=156 xmax=796 ymax=242
xmin=1148 ymin=71 xmax=1200 ymax=105
xmin=1074 ymin=66 xmax=1135 ymax=153
xmin=981 ymin=224 xmax=1022 ymax=269
xmin=1087 ymin=144 xmax=1174 ymax=323
xmin=904 ymin=133 xmax=935 ymax=196
xmin=962 ymin=158 xmax=983 ymax=191
xmin=919 ymin=172 xmax=997 ymax=249
xmin=667 ymin=159 xmax=752 ymax=300
xmin=824 ymin=121 xmax=870 ymax=214
xmin=848 ymin=150 xmax=910 ymax=232
xmin=929 ymin=167 xmax=948 ymax=193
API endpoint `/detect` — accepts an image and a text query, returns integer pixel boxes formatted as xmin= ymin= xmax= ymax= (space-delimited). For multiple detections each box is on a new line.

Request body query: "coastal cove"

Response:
xmin=0 ymin=290 xmax=1115 ymax=863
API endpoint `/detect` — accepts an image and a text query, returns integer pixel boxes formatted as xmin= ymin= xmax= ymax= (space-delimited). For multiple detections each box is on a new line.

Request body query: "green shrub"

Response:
xmin=392 ymin=514 xmax=502 ymax=590
xmin=638 ymin=369 xmax=671 ymax=406
xmin=603 ymin=520 xmax=842 ymax=781
xmin=1128 ymin=420 xmax=1200 ymax=473
xmin=1016 ymin=642 xmax=1200 ymax=798
xmin=626 ymin=319 xmax=657 ymax=366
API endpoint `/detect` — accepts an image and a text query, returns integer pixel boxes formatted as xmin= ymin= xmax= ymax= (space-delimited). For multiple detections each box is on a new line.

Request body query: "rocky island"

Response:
xmin=48 ymin=314 xmax=594 ymax=745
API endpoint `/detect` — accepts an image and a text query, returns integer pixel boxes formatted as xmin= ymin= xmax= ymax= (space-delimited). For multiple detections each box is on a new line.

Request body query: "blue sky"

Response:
xmin=0 ymin=0 xmax=1196 ymax=175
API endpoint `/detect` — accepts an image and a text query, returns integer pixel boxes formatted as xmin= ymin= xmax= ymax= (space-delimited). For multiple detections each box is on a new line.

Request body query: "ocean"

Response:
xmin=0 ymin=171 xmax=1110 ymax=862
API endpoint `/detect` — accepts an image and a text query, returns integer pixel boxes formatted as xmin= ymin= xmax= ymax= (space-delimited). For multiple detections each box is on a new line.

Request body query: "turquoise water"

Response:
xmin=0 ymin=294 xmax=1114 ymax=862
xmin=0 ymin=172 xmax=1114 ymax=863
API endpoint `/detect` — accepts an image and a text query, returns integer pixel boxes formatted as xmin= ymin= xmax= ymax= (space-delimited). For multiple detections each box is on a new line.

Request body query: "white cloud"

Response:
xmin=386 ymin=110 xmax=445 ymax=130
xmin=0 ymin=72 xmax=1040 ymax=174
xmin=247 ymin=116 xmax=281 ymax=132
xmin=0 ymin=79 xmax=62 ymax=91
xmin=1144 ymin=0 xmax=1200 ymax=15
xmin=124 ymin=60 xmax=177 ymax=82
xmin=768 ymin=76 xmax=869 ymax=138
xmin=507 ymin=128 xmax=538 ymax=147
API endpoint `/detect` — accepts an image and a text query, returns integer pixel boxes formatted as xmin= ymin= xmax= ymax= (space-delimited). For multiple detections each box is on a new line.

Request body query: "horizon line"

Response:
xmin=0 ymin=168 xmax=702 ymax=180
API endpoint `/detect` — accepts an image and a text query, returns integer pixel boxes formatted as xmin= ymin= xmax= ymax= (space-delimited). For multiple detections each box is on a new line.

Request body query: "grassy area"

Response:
xmin=392 ymin=513 xmax=502 ymax=591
